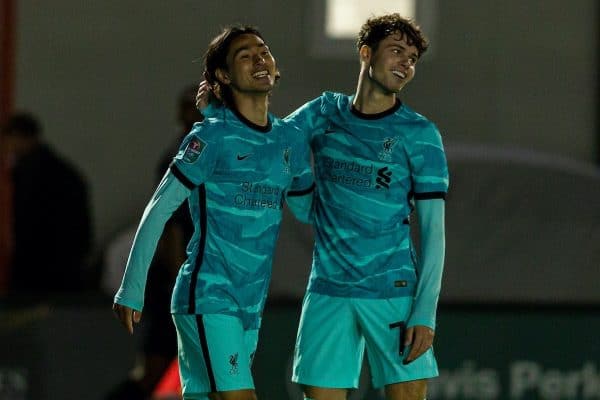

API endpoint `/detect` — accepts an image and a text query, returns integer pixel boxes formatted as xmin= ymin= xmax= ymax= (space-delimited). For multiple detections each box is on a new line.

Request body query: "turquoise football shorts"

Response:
xmin=172 ymin=313 xmax=258 ymax=397
xmin=292 ymin=292 xmax=438 ymax=389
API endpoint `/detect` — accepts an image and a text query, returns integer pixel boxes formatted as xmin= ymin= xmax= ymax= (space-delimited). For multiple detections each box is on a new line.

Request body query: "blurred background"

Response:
xmin=0 ymin=0 xmax=598 ymax=399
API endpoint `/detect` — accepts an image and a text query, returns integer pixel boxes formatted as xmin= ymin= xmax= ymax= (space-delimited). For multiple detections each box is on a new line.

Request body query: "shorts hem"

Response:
xmin=372 ymin=371 xmax=439 ymax=389
xmin=214 ymin=385 xmax=255 ymax=392
xmin=292 ymin=376 xmax=358 ymax=390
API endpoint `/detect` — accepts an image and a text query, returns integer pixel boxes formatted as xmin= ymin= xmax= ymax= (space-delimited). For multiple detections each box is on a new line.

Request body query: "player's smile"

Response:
xmin=252 ymin=69 xmax=271 ymax=83
xmin=391 ymin=69 xmax=408 ymax=80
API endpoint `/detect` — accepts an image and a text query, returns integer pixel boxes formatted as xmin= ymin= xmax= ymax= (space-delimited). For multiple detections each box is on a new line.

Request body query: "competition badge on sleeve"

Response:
xmin=182 ymin=138 xmax=206 ymax=163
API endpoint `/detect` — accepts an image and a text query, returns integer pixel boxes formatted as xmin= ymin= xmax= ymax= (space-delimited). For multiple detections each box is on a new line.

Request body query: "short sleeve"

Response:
xmin=288 ymin=127 xmax=314 ymax=194
xmin=171 ymin=123 xmax=219 ymax=188
xmin=285 ymin=125 xmax=315 ymax=223
xmin=407 ymin=122 xmax=449 ymax=199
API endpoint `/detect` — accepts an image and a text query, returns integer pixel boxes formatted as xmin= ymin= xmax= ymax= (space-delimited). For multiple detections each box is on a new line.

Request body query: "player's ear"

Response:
xmin=215 ymin=68 xmax=231 ymax=85
xmin=359 ymin=45 xmax=371 ymax=63
xmin=274 ymin=68 xmax=281 ymax=84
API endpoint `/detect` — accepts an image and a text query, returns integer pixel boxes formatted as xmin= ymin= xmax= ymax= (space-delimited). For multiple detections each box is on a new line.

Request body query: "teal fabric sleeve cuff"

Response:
xmin=286 ymin=183 xmax=316 ymax=224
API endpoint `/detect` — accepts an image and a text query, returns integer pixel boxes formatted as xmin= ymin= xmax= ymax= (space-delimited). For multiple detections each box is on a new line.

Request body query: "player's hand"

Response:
xmin=112 ymin=303 xmax=142 ymax=335
xmin=403 ymin=325 xmax=435 ymax=364
xmin=195 ymin=80 xmax=214 ymax=111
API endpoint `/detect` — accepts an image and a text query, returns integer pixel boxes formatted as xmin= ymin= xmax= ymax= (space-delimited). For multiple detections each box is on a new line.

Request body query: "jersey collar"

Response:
xmin=230 ymin=106 xmax=272 ymax=133
xmin=350 ymin=97 xmax=402 ymax=120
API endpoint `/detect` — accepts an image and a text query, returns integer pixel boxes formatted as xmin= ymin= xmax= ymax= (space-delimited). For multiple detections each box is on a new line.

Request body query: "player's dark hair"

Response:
xmin=203 ymin=25 xmax=266 ymax=108
xmin=357 ymin=14 xmax=429 ymax=58
xmin=2 ymin=112 xmax=42 ymax=138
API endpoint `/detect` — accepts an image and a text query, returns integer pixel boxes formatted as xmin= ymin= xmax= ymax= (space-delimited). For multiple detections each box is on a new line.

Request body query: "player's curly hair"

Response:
xmin=203 ymin=25 xmax=279 ymax=108
xmin=357 ymin=14 xmax=429 ymax=58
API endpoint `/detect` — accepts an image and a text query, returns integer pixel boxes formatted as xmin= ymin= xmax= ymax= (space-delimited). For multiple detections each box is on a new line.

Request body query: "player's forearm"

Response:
xmin=408 ymin=199 xmax=445 ymax=329
xmin=114 ymin=172 xmax=190 ymax=310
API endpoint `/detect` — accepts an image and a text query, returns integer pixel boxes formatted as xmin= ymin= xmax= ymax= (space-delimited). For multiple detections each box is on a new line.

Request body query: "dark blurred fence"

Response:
xmin=1 ymin=300 xmax=599 ymax=400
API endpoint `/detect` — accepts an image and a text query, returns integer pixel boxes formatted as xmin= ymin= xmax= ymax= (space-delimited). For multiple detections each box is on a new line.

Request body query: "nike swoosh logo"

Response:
xmin=237 ymin=153 xmax=253 ymax=160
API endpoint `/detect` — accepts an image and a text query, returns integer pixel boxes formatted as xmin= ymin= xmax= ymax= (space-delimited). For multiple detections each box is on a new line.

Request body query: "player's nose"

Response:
xmin=254 ymin=54 xmax=265 ymax=65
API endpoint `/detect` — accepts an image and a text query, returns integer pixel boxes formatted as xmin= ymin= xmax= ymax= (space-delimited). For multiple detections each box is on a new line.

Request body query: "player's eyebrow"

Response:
xmin=389 ymin=43 xmax=419 ymax=59
xmin=232 ymin=43 xmax=268 ymax=59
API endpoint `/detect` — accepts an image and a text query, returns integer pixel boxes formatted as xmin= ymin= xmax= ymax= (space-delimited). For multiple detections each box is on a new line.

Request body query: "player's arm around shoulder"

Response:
xmin=284 ymin=93 xmax=333 ymax=140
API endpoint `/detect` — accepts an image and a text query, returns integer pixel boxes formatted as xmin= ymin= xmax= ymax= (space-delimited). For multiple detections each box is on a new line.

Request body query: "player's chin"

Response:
xmin=390 ymin=81 xmax=409 ymax=93
xmin=382 ymin=84 xmax=403 ymax=95
xmin=251 ymin=83 xmax=275 ymax=94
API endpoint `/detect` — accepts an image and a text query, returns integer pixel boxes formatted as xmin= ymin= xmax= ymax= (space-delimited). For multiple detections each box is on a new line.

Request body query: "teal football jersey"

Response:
xmin=116 ymin=106 xmax=313 ymax=330
xmin=286 ymin=92 xmax=448 ymax=300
